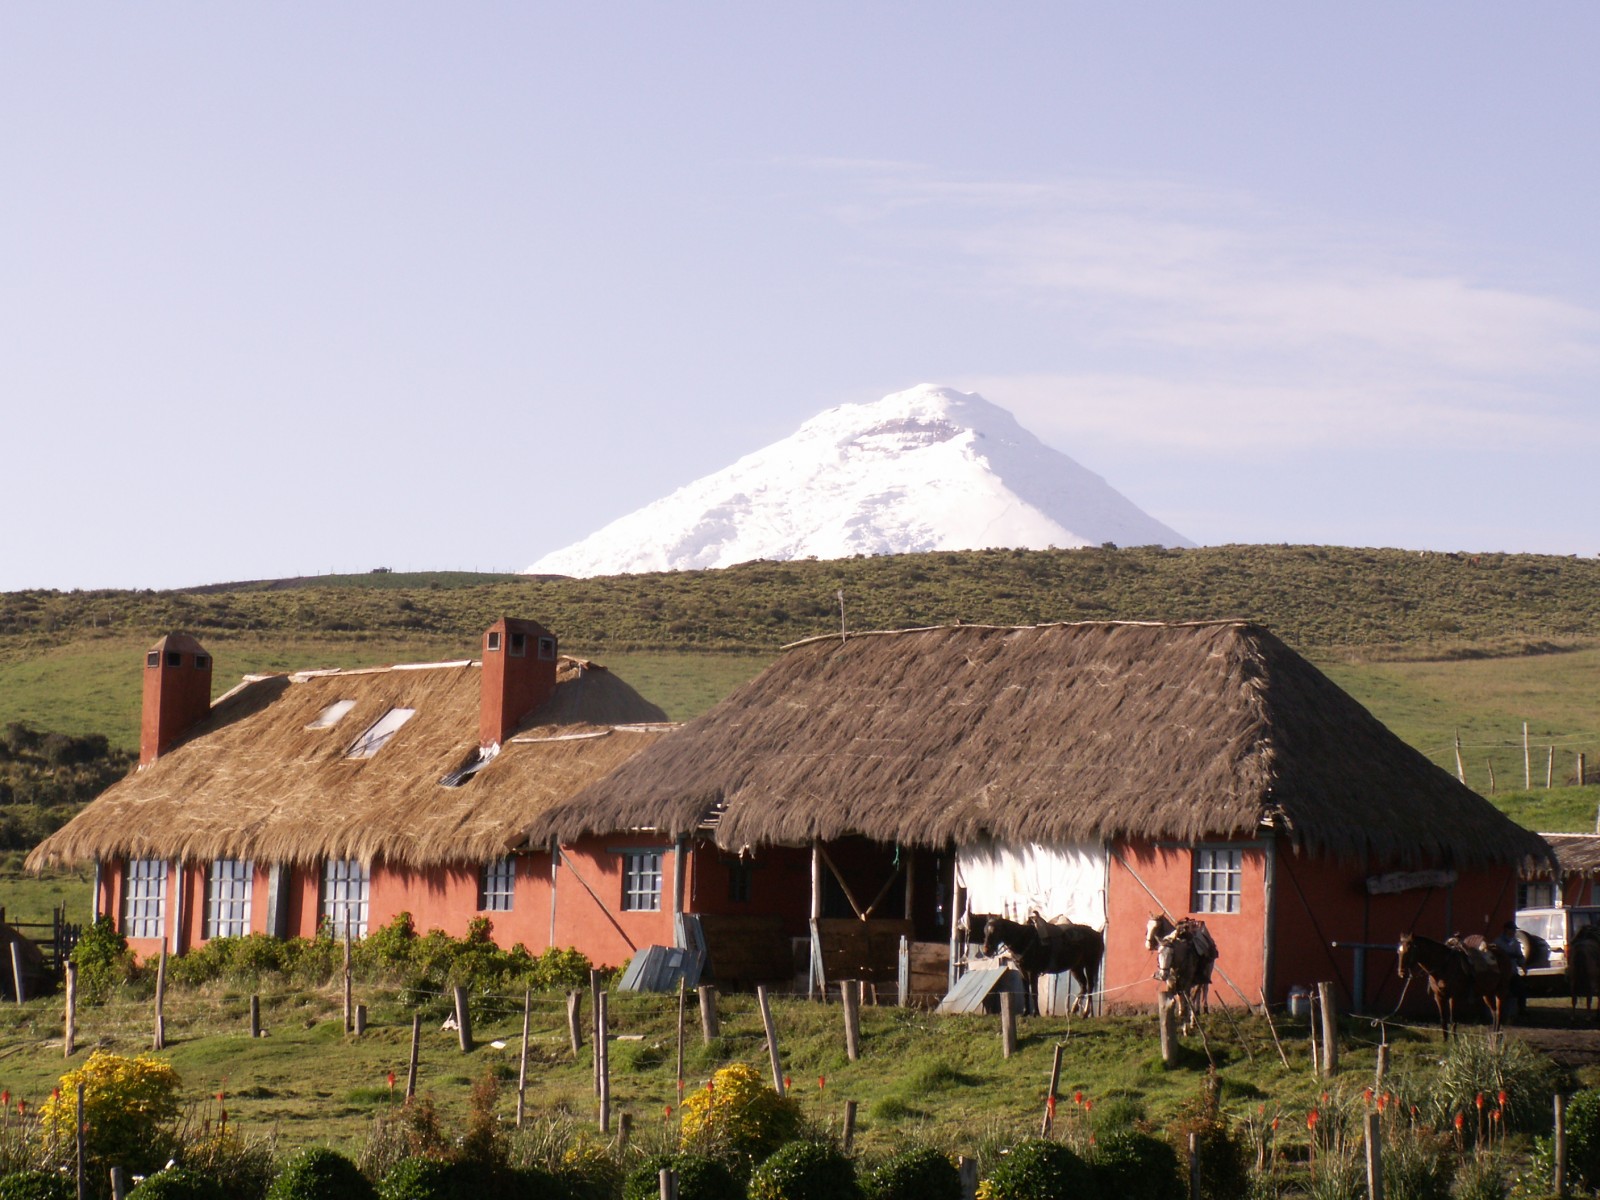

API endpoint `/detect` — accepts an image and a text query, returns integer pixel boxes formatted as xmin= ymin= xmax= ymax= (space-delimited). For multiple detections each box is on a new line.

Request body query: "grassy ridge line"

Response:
xmin=4 ymin=544 xmax=1599 ymax=658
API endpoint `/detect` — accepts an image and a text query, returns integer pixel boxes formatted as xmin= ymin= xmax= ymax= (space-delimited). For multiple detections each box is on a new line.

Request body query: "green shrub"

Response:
xmin=126 ymin=1168 xmax=228 ymax=1199
xmin=749 ymin=1141 xmax=858 ymax=1200
xmin=1092 ymin=1131 xmax=1179 ymax=1200
xmin=982 ymin=1140 xmax=1096 ymax=1200
xmin=624 ymin=1154 xmax=744 ymax=1200
xmin=863 ymin=1146 xmax=961 ymax=1200
xmin=266 ymin=1148 xmax=376 ymax=1200
xmin=378 ymin=1156 xmax=462 ymax=1200
xmin=1562 ymin=1089 xmax=1600 ymax=1190
xmin=0 ymin=1172 xmax=73 ymax=1200
xmin=70 ymin=917 xmax=137 ymax=1003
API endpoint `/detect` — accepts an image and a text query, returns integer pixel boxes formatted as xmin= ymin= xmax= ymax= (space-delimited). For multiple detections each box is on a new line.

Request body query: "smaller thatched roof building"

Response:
xmin=28 ymin=654 xmax=672 ymax=873
xmin=1524 ymin=833 xmax=1600 ymax=883
xmin=535 ymin=620 xmax=1548 ymax=870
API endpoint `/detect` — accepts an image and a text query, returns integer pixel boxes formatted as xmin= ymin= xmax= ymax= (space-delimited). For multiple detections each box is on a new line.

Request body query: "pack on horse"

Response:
xmin=1145 ymin=913 xmax=1218 ymax=1031
xmin=1395 ymin=932 xmax=1514 ymax=1035
xmin=978 ymin=913 xmax=1105 ymax=1016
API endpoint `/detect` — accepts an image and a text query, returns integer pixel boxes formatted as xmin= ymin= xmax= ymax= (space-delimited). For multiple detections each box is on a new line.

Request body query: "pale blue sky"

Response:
xmin=3 ymin=5 xmax=1596 ymax=590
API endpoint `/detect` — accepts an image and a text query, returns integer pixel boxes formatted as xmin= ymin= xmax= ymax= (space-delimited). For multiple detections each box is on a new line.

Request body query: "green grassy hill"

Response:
xmin=1 ymin=545 xmax=1596 ymax=822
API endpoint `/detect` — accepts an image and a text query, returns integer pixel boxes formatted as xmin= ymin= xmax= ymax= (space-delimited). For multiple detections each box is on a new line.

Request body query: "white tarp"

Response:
xmin=956 ymin=839 xmax=1107 ymax=929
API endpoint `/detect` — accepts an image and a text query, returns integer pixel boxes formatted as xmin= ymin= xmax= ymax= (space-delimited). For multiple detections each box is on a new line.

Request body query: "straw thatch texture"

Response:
xmin=535 ymin=621 xmax=1547 ymax=870
xmin=1526 ymin=833 xmax=1600 ymax=880
xmin=26 ymin=658 xmax=669 ymax=871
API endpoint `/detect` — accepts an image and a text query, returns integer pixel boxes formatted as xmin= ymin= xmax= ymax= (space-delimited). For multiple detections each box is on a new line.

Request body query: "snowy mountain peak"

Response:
xmin=525 ymin=385 xmax=1191 ymax=577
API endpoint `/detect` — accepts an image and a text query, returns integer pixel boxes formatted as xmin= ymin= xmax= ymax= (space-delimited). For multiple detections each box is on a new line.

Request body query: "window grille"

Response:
xmin=206 ymin=859 xmax=253 ymax=939
xmin=480 ymin=856 xmax=516 ymax=911
xmin=322 ymin=859 xmax=370 ymax=936
xmin=621 ymin=851 xmax=663 ymax=912
xmin=1193 ymin=847 xmax=1243 ymax=914
xmin=122 ymin=859 xmax=167 ymax=939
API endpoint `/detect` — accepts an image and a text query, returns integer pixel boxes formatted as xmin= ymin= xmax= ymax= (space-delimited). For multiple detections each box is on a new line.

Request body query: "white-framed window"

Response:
xmin=1193 ymin=847 xmax=1243 ymax=914
xmin=306 ymin=699 xmax=356 ymax=730
xmin=620 ymin=850 xmax=663 ymax=912
xmin=122 ymin=859 xmax=167 ymax=939
xmin=345 ymin=708 xmax=415 ymax=760
xmin=480 ymin=856 xmax=516 ymax=911
xmin=1518 ymin=881 xmax=1556 ymax=909
xmin=206 ymin=859 xmax=253 ymax=939
xmin=322 ymin=859 xmax=370 ymax=936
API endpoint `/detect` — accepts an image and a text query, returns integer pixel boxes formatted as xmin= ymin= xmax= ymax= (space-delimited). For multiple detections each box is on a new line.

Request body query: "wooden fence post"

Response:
xmin=1188 ymin=1131 xmax=1200 ymax=1200
xmin=405 ymin=1011 xmax=421 ymax=1100
xmin=659 ymin=1167 xmax=678 ymax=1200
xmin=1318 ymin=981 xmax=1338 ymax=1077
xmin=842 ymin=979 xmax=862 ymax=1062
xmin=590 ymin=969 xmax=602 ymax=1096
xmin=757 ymin=985 xmax=785 ymax=1095
xmin=698 ymin=984 xmax=719 ymax=1043
xmin=453 ymin=986 xmax=473 ymax=1052
xmin=567 ymin=989 xmax=584 ymax=1058
xmin=109 ymin=1167 xmax=127 ymax=1200
xmin=1159 ymin=995 xmax=1179 ymax=1067
xmin=1365 ymin=1109 xmax=1383 ymax=1200
xmin=958 ymin=1156 xmax=978 ymax=1200
xmin=1555 ymin=1093 xmax=1568 ymax=1197
xmin=152 ymin=938 xmax=168 ymax=1050
xmin=1375 ymin=1044 xmax=1389 ymax=1086
xmin=898 ymin=936 xmax=910 ymax=1007
xmin=342 ymin=915 xmax=353 ymax=1033
xmin=999 ymin=989 xmax=1016 ymax=1059
xmin=617 ymin=1111 xmax=632 ymax=1152
xmin=843 ymin=1099 xmax=858 ymax=1153
xmin=249 ymin=994 xmax=261 ymax=1039
xmin=63 ymin=962 xmax=77 ymax=1058
xmin=598 ymin=990 xmax=611 ymax=1132
xmin=517 ymin=988 xmax=531 ymax=1129
xmin=676 ymin=978 xmax=687 ymax=1102
xmin=1548 ymin=745 xmax=1556 ymax=789
xmin=354 ymin=1003 xmax=367 ymax=1037
xmin=1041 ymin=1042 xmax=1063 ymax=1135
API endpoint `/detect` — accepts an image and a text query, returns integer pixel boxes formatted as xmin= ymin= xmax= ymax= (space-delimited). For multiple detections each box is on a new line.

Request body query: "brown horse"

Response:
xmin=1145 ymin=914 xmax=1217 ymax=1031
xmin=1568 ymin=926 xmax=1600 ymax=1023
xmin=1396 ymin=932 xmax=1513 ymax=1035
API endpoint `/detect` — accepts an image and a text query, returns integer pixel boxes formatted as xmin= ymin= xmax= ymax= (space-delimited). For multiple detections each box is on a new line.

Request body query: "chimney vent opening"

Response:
xmin=166 ymin=651 xmax=182 ymax=667
xmin=509 ymin=632 xmax=527 ymax=657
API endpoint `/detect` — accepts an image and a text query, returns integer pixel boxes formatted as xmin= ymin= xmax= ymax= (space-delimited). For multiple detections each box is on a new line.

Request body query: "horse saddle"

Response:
xmin=1449 ymin=936 xmax=1503 ymax=984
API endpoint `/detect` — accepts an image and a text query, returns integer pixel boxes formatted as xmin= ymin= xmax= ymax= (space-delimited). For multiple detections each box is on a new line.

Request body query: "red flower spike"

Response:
xmin=1307 ymin=1110 xmax=1319 ymax=1130
xmin=0 ymin=1091 xmax=8 ymax=1107
xmin=1377 ymin=1094 xmax=1389 ymax=1112
xmin=818 ymin=1077 xmax=825 ymax=1091
xmin=1271 ymin=1118 xmax=1279 ymax=1131
xmin=1498 ymin=1090 xmax=1508 ymax=1108
xmin=1363 ymin=1088 xmax=1374 ymax=1105
xmin=1491 ymin=1110 xmax=1500 ymax=1123
xmin=17 ymin=1101 xmax=25 ymax=1115
xmin=1084 ymin=1098 xmax=1093 ymax=1112
xmin=51 ymin=1089 xmax=59 ymax=1102
xmin=1454 ymin=1114 xmax=1465 ymax=1130
xmin=784 ymin=1075 xmax=792 ymax=1090
xmin=1047 ymin=1095 xmax=1057 ymax=1115
xmin=1475 ymin=1093 xmax=1484 ymax=1110
xmin=664 ymin=1105 xmax=673 ymax=1119
xmin=1074 ymin=1091 xmax=1084 ymax=1106
xmin=386 ymin=1072 xmax=396 ymax=1089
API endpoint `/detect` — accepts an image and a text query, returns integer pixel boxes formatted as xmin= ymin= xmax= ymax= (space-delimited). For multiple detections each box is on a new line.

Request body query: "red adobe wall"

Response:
xmin=1104 ymin=838 xmax=1269 ymax=1012
xmin=1273 ymin=850 xmax=1519 ymax=1014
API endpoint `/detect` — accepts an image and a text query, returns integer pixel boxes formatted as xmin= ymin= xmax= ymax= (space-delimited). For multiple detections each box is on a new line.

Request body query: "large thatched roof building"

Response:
xmin=536 ymin=620 xmax=1549 ymax=1012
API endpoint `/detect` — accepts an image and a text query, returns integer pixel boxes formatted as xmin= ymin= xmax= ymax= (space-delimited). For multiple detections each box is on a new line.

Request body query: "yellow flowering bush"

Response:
xmin=39 ymin=1051 xmax=181 ymax=1175
xmin=679 ymin=1063 xmax=802 ymax=1172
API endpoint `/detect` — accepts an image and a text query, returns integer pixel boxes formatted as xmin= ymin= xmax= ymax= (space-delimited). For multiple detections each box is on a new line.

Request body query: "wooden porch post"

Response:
xmin=810 ymin=840 xmax=823 ymax=998
xmin=548 ymin=837 xmax=560 ymax=952
xmin=170 ymin=860 xmax=185 ymax=955
xmin=673 ymin=836 xmax=688 ymax=916
xmin=91 ymin=860 xmax=102 ymax=924
xmin=903 ymin=851 xmax=916 ymax=922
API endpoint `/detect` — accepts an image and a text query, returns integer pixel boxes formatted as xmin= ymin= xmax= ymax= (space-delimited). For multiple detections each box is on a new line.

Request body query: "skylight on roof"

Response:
xmin=306 ymin=700 xmax=357 ymax=730
xmin=345 ymin=708 xmax=415 ymax=759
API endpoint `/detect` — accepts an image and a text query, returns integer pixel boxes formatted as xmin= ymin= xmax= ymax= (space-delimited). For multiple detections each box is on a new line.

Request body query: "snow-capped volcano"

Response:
xmin=526 ymin=385 xmax=1191 ymax=577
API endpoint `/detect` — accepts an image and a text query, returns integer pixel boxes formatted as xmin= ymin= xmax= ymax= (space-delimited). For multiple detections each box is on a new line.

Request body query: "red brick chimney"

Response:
xmin=140 ymin=633 xmax=214 ymax=766
xmin=479 ymin=618 xmax=558 ymax=748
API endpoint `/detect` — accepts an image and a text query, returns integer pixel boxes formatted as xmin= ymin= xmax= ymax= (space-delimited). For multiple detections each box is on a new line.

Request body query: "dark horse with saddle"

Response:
xmin=967 ymin=912 xmax=1104 ymax=1016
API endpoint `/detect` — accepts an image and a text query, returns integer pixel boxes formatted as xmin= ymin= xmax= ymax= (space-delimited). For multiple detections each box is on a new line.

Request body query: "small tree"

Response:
xmin=39 ymin=1051 xmax=181 ymax=1177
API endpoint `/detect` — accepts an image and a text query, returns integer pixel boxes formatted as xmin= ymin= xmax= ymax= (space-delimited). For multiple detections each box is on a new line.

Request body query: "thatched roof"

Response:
xmin=27 ymin=657 xmax=671 ymax=871
xmin=1525 ymin=833 xmax=1600 ymax=880
xmin=535 ymin=621 xmax=1548 ymax=870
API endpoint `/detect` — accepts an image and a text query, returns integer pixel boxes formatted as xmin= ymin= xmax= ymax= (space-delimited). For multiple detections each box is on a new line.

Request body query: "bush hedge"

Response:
xmin=748 ymin=1141 xmax=858 ymax=1200
xmin=863 ymin=1146 xmax=961 ymax=1200
xmin=266 ymin=1148 xmax=376 ymax=1200
xmin=981 ymin=1140 xmax=1097 ymax=1200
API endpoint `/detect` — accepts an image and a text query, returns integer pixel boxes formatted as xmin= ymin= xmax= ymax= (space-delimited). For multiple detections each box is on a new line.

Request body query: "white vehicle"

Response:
xmin=1514 ymin=905 xmax=1600 ymax=980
